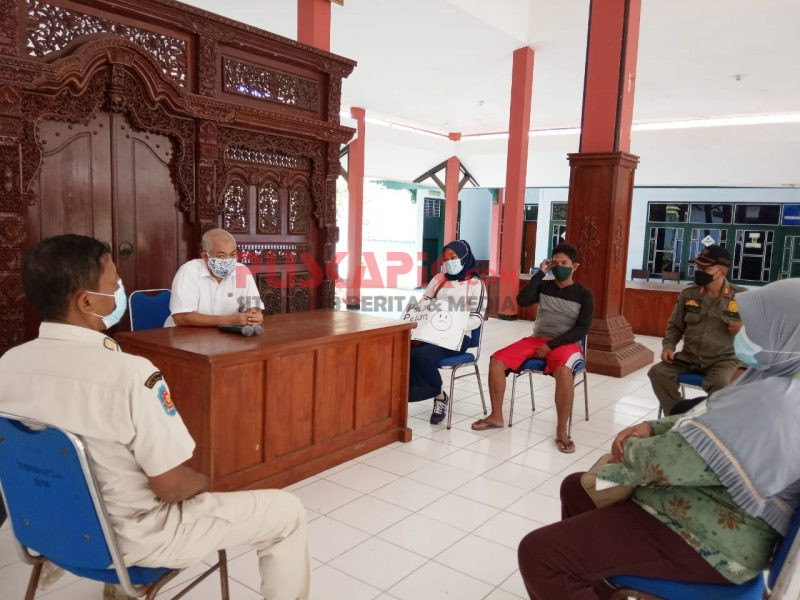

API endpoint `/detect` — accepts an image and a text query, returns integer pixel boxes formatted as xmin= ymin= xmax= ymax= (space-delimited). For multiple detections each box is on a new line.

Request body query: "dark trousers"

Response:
xmin=408 ymin=338 xmax=469 ymax=402
xmin=517 ymin=473 xmax=728 ymax=599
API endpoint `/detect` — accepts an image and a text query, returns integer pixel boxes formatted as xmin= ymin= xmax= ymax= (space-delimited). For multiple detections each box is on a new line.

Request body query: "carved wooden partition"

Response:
xmin=0 ymin=0 xmax=355 ymax=353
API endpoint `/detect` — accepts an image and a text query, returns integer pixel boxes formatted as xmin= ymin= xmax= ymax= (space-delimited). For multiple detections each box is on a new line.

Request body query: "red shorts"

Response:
xmin=493 ymin=337 xmax=584 ymax=375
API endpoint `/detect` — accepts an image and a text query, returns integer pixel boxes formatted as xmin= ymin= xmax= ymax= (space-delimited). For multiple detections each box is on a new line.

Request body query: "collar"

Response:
xmin=38 ymin=322 xmax=120 ymax=351
xmin=196 ymin=258 xmax=216 ymax=280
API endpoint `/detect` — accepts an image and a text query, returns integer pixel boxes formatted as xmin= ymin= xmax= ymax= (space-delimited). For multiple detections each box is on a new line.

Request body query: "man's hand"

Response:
xmin=232 ymin=311 xmax=250 ymax=326
xmin=539 ymin=259 xmax=550 ymax=274
xmin=148 ymin=465 xmax=209 ymax=503
xmin=609 ymin=422 xmax=654 ymax=463
xmin=534 ymin=343 xmax=551 ymax=359
xmin=727 ymin=320 xmax=743 ymax=335
xmin=661 ymin=348 xmax=675 ymax=363
xmin=245 ymin=308 xmax=263 ymax=325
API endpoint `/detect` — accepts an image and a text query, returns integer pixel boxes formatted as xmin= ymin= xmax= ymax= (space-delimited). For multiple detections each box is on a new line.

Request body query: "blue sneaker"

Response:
xmin=430 ymin=393 xmax=447 ymax=424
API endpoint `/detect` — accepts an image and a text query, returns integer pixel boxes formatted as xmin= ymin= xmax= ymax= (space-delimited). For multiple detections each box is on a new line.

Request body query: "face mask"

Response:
xmin=87 ymin=280 xmax=127 ymax=330
xmin=443 ymin=257 xmax=463 ymax=276
xmin=734 ymin=328 xmax=762 ymax=368
xmin=693 ymin=269 xmax=716 ymax=286
xmin=551 ymin=265 xmax=573 ymax=282
xmin=207 ymin=257 xmax=236 ymax=279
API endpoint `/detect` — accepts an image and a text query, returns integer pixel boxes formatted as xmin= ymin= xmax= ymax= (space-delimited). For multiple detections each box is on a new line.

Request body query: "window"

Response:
xmin=733 ymin=229 xmax=774 ymax=282
xmin=423 ymin=197 xmax=442 ymax=218
xmin=687 ymin=229 xmax=727 ymax=277
xmin=648 ymin=203 xmax=689 ymax=223
xmin=551 ymin=223 xmax=566 ymax=253
xmin=734 ymin=204 xmax=781 ymax=225
xmin=524 ymin=205 xmax=539 ymax=221
xmin=551 ymin=202 xmax=568 ymax=220
xmin=689 ymin=204 xmax=732 ymax=224
xmin=647 ymin=227 xmax=684 ymax=275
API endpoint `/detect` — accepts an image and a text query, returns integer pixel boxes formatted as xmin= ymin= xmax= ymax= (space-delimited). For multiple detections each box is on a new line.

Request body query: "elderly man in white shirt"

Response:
xmin=168 ymin=228 xmax=264 ymax=327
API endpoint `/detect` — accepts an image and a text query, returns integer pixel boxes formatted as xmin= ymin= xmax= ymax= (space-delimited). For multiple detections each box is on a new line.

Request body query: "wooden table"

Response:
xmin=622 ymin=280 xmax=689 ymax=337
xmin=117 ymin=311 xmax=414 ymax=492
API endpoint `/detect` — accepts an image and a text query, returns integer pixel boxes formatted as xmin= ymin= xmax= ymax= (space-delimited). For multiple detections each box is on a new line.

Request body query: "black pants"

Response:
xmin=408 ymin=337 xmax=470 ymax=402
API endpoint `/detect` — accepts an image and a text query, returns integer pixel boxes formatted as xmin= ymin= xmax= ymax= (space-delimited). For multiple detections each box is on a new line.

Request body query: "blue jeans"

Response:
xmin=408 ymin=337 xmax=470 ymax=402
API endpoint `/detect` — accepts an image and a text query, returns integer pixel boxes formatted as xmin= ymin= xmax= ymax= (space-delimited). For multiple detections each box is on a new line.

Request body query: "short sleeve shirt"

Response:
xmin=166 ymin=259 xmax=264 ymax=326
xmin=0 ymin=323 xmax=196 ymax=562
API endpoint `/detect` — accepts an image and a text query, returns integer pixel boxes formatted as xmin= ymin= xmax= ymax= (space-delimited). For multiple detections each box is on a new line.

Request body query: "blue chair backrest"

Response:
xmin=129 ymin=289 xmax=171 ymax=331
xmin=468 ymin=323 xmax=481 ymax=348
xmin=768 ymin=506 xmax=800 ymax=589
xmin=0 ymin=416 xmax=113 ymax=571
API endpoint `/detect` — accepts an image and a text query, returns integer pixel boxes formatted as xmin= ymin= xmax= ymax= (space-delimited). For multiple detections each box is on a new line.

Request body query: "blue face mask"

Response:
xmin=88 ymin=279 xmax=127 ymax=330
xmin=734 ymin=329 xmax=762 ymax=368
xmin=443 ymin=257 xmax=463 ymax=275
xmin=207 ymin=256 xmax=237 ymax=279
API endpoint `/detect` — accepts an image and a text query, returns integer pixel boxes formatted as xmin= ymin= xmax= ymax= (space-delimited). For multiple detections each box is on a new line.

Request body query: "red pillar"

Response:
xmin=566 ymin=0 xmax=652 ymax=376
xmin=444 ymin=156 xmax=460 ymax=243
xmin=489 ymin=189 xmax=504 ymax=273
xmin=297 ymin=0 xmax=331 ymax=51
xmin=498 ymin=47 xmax=534 ymax=319
xmin=346 ymin=107 xmax=365 ymax=308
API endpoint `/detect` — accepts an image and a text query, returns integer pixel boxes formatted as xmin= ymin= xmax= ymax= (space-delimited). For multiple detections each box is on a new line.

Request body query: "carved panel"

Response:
xmin=0 ymin=85 xmax=22 ymax=116
xmin=288 ymin=273 xmax=310 ymax=313
xmin=223 ymin=179 xmax=248 ymax=233
xmin=0 ymin=143 xmax=20 ymax=212
xmin=256 ymin=273 xmax=281 ymax=315
xmin=226 ymin=145 xmax=310 ymax=170
xmin=0 ymin=0 xmax=18 ymax=56
xmin=198 ymin=161 xmax=219 ymax=220
xmin=222 ymin=57 xmax=318 ymax=112
xmin=327 ymin=76 xmax=341 ymax=121
xmin=198 ymin=37 xmax=217 ymax=97
xmin=576 ymin=215 xmax=600 ymax=269
xmin=0 ymin=215 xmax=25 ymax=270
xmin=613 ymin=216 xmax=623 ymax=264
xmin=239 ymin=242 xmax=310 ymax=265
xmin=289 ymin=185 xmax=310 ymax=234
xmin=26 ymin=0 xmax=188 ymax=86
xmin=257 ymin=184 xmax=280 ymax=234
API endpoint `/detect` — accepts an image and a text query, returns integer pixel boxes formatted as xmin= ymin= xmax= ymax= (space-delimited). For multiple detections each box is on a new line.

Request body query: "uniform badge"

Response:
xmin=103 ymin=338 xmax=119 ymax=352
xmin=157 ymin=384 xmax=177 ymax=416
xmin=144 ymin=371 xmax=163 ymax=389
xmin=685 ymin=299 xmax=700 ymax=308
xmin=727 ymin=299 xmax=738 ymax=314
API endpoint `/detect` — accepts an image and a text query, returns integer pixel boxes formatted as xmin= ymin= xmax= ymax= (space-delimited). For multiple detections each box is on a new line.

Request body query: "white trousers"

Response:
xmin=136 ymin=489 xmax=309 ymax=600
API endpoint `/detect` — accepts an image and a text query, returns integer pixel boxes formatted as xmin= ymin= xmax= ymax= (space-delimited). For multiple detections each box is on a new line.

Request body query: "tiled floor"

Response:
xmin=0 ymin=317 xmax=688 ymax=600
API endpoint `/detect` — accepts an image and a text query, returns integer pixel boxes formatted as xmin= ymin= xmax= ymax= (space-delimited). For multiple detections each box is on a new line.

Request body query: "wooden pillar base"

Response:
xmin=585 ymin=315 xmax=653 ymax=377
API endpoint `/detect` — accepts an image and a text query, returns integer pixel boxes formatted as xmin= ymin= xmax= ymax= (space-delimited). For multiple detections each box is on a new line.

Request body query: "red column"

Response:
xmin=444 ymin=156 xmax=460 ymax=243
xmin=346 ymin=107 xmax=365 ymax=308
xmin=489 ymin=189 xmax=504 ymax=273
xmin=566 ymin=0 xmax=652 ymax=376
xmin=498 ymin=47 xmax=534 ymax=319
xmin=297 ymin=0 xmax=331 ymax=51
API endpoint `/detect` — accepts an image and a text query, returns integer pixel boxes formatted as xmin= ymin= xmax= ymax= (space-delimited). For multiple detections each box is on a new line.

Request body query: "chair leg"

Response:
xmin=509 ymin=375 xmax=517 ymax=427
xmin=446 ymin=369 xmax=457 ymax=430
xmin=583 ymin=371 xmax=589 ymax=421
xmin=24 ymin=559 xmax=44 ymax=600
xmin=680 ymin=384 xmax=687 ymax=401
xmin=474 ymin=364 xmax=488 ymax=416
xmin=218 ymin=550 xmax=229 ymax=600
xmin=528 ymin=372 xmax=535 ymax=412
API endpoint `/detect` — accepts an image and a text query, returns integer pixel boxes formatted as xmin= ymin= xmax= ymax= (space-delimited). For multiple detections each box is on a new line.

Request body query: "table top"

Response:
xmin=625 ymin=280 xmax=691 ymax=292
xmin=116 ymin=310 xmax=415 ymax=362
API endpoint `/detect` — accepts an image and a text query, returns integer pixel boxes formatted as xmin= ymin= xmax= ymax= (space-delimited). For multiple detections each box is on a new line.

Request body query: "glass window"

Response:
xmin=733 ymin=204 xmax=781 ymax=225
xmin=551 ymin=223 xmax=566 ymax=253
xmin=648 ymin=203 xmax=689 ymax=223
xmin=524 ymin=205 xmax=539 ymax=221
xmin=647 ymin=227 xmax=684 ymax=275
xmin=689 ymin=204 xmax=732 ymax=224
xmin=551 ymin=202 xmax=568 ymax=221
xmin=733 ymin=229 xmax=774 ymax=282
xmin=687 ymin=229 xmax=727 ymax=277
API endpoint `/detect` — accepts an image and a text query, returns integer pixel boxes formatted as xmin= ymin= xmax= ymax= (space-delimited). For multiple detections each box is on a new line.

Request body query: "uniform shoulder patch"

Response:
xmin=157 ymin=383 xmax=177 ymax=416
xmin=727 ymin=299 xmax=738 ymax=313
xmin=103 ymin=338 xmax=119 ymax=351
xmin=144 ymin=371 xmax=163 ymax=389
xmin=685 ymin=299 xmax=700 ymax=308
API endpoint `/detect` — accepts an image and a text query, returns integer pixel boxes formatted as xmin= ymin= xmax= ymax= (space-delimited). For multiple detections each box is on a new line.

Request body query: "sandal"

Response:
xmin=555 ymin=438 xmax=576 ymax=454
xmin=471 ymin=418 xmax=503 ymax=431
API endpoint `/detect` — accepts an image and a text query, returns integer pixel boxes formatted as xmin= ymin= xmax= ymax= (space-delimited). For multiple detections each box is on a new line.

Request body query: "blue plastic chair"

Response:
xmin=658 ymin=371 xmax=705 ymax=418
xmin=507 ymin=336 xmax=589 ymax=429
xmin=436 ymin=314 xmax=488 ymax=430
xmin=129 ymin=289 xmax=172 ymax=331
xmin=0 ymin=412 xmax=229 ymax=599
xmin=608 ymin=505 xmax=800 ymax=599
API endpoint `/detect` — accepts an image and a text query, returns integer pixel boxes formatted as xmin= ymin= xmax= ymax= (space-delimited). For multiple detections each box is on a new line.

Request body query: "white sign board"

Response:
xmin=701 ymin=235 xmax=716 ymax=247
xmin=402 ymin=297 xmax=470 ymax=351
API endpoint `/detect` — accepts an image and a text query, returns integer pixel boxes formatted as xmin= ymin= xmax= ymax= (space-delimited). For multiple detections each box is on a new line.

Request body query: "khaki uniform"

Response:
xmin=648 ymin=283 xmax=745 ymax=414
xmin=0 ymin=323 xmax=309 ymax=600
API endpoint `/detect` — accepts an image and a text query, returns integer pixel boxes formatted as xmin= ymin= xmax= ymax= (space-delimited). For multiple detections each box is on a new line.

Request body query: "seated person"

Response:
xmin=649 ymin=244 xmax=744 ymax=415
xmin=408 ymin=240 xmax=487 ymax=424
xmin=518 ymin=278 xmax=800 ymax=599
xmin=472 ymin=243 xmax=593 ymax=455
xmin=0 ymin=234 xmax=309 ymax=599
xmin=167 ymin=228 xmax=264 ymax=327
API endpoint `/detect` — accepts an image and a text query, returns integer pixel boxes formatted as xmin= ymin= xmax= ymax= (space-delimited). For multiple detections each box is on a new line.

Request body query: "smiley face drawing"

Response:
xmin=430 ymin=311 xmax=453 ymax=332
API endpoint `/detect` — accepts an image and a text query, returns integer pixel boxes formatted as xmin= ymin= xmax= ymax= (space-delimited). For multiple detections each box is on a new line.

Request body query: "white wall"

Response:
xmin=457 ymin=188 xmax=493 ymax=260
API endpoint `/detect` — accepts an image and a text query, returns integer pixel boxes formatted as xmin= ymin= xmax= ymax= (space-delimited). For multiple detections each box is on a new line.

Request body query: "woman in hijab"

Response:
xmin=518 ymin=277 xmax=800 ymax=599
xmin=408 ymin=240 xmax=487 ymax=425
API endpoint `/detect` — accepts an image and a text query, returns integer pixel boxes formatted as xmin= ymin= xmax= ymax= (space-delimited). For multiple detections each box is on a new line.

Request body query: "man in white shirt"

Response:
xmin=0 ymin=234 xmax=309 ymax=599
xmin=168 ymin=228 xmax=264 ymax=327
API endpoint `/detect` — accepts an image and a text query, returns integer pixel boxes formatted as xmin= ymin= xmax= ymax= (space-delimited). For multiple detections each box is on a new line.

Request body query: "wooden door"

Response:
xmin=522 ymin=221 xmax=537 ymax=273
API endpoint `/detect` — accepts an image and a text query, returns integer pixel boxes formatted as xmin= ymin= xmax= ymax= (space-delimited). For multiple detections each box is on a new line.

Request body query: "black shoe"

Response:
xmin=430 ymin=393 xmax=447 ymax=424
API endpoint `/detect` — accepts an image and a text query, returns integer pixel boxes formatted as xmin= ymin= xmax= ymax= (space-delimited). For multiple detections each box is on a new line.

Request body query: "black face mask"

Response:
xmin=693 ymin=270 xmax=714 ymax=286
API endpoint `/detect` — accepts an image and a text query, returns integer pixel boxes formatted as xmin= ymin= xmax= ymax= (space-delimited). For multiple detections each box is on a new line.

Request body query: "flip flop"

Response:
xmin=555 ymin=438 xmax=576 ymax=454
xmin=471 ymin=419 xmax=503 ymax=431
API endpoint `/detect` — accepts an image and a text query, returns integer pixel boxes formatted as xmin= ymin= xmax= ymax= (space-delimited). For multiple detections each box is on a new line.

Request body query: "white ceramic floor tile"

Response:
xmin=394 ymin=436 xmax=457 ymax=460
xmin=388 ymin=561 xmax=493 ymax=600
xmin=465 ymin=436 xmax=528 ymax=460
xmin=452 ymin=476 xmax=528 ymax=509
xmin=434 ymin=534 xmax=519 ymax=586
xmin=310 ymin=565 xmax=381 ymax=600
xmin=40 ymin=578 xmax=104 ymax=599
xmin=506 ymin=491 xmax=563 ymax=524
xmin=419 ymin=494 xmax=499 ymax=532
xmin=325 ymin=463 xmax=401 ymax=494
xmin=329 ymin=538 xmax=427 ymax=591
xmin=293 ymin=479 xmax=363 ymax=514
xmin=439 ymin=448 xmax=504 ymax=474
xmin=369 ymin=476 xmax=448 ymax=511
xmin=482 ymin=462 xmax=552 ymax=490
xmin=327 ymin=495 xmax=412 ymax=535
xmin=508 ymin=447 xmax=582 ymax=474
xmin=426 ymin=427 xmax=485 ymax=447
xmin=499 ymin=570 xmax=529 ymax=598
xmin=308 ymin=516 xmax=371 ymax=562
xmin=473 ymin=510 xmax=545 ymax=550
xmin=378 ymin=513 xmax=467 ymax=559
xmin=405 ymin=462 xmax=478 ymax=492
xmin=362 ymin=448 xmax=433 ymax=476
xmin=483 ymin=588 xmax=525 ymax=600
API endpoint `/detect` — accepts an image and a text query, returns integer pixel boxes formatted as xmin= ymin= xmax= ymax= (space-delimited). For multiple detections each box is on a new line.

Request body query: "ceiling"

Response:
xmin=182 ymin=0 xmax=800 ymax=187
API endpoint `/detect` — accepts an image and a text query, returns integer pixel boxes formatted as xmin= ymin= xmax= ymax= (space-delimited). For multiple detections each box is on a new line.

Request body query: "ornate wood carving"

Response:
xmin=0 ymin=143 xmax=20 ymax=211
xmin=222 ymin=57 xmax=319 ymax=112
xmin=613 ymin=216 xmax=623 ymax=264
xmin=198 ymin=37 xmax=217 ymax=97
xmin=226 ymin=145 xmax=311 ymax=170
xmin=289 ymin=185 xmax=311 ymax=235
xmin=256 ymin=273 xmax=281 ymax=315
xmin=223 ymin=179 xmax=248 ymax=233
xmin=0 ymin=0 xmax=18 ymax=56
xmin=257 ymin=184 xmax=280 ymax=234
xmin=288 ymin=273 xmax=311 ymax=313
xmin=576 ymin=215 xmax=600 ymax=269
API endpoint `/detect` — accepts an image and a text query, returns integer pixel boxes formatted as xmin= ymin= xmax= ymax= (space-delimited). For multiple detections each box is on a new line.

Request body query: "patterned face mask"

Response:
xmin=207 ymin=257 xmax=236 ymax=278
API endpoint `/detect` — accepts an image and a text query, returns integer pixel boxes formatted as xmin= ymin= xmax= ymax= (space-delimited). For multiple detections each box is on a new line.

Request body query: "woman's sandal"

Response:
xmin=555 ymin=438 xmax=576 ymax=454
